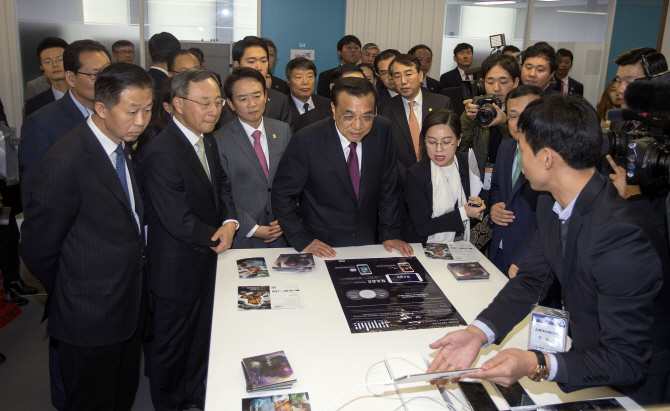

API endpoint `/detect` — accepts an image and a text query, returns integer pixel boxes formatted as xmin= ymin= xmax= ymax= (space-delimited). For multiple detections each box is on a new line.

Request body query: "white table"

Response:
xmin=206 ymin=244 xmax=642 ymax=410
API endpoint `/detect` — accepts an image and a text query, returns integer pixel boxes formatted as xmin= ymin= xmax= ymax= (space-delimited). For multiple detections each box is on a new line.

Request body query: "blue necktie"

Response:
xmin=114 ymin=143 xmax=132 ymax=207
xmin=303 ymin=102 xmax=310 ymax=113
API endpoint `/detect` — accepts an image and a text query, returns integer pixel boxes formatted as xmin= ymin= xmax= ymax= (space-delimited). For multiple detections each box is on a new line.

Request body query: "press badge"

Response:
xmin=528 ymin=304 xmax=569 ymax=353
xmin=483 ymin=163 xmax=494 ymax=190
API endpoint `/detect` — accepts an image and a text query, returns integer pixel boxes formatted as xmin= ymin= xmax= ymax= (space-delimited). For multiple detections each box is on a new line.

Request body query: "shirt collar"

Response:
xmin=388 ymin=89 xmax=398 ymax=98
xmin=335 ymin=122 xmax=360 ymax=151
xmin=173 ymin=116 xmax=202 ymax=146
xmin=291 ymin=94 xmax=314 ymax=113
xmin=87 ymin=116 xmax=123 ymax=157
xmin=238 ymin=117 xmax=266 ymax=139
xmin=552 ymin=193 xmax=580 ymax=222
xmin=151 ymin=66 xmax=169 ymax=76
xmin=401 ymin=89 xmax=423 ymax=108
xmin=458 ymin=67 xmax=466 ymax=77
xmin=52 ymin=86 xmax=65 ymax=100
xmin=69 ymin=89 xmax=93 ymax=118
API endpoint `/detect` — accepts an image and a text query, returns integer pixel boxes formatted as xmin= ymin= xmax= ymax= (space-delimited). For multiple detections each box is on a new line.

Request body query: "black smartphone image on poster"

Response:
xmin=356 ymin=264 xmax=372 ymax=275
xmin=458 ymin=381 xmax=497 ymax=411
xmin=494 ymin=382 xmax=536 ymax=408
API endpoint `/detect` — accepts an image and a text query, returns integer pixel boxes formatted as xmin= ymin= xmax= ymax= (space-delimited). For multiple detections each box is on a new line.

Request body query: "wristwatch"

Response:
xmin=528 ymin=350 xmax=549 ymax=382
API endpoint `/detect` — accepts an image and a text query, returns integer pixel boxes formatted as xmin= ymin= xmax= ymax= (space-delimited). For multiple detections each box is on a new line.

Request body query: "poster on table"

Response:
xmin=325 ymin=257 xmax=466 ymax=333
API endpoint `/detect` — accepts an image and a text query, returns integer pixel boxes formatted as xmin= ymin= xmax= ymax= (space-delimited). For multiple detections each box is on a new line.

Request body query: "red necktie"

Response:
xmin=251 ymin=130 xmax=269 ymax=181
xmin=347 ymin=142 xmax=360 ymax=199
xmin=560 ymin=80 xmax=564 ymax=95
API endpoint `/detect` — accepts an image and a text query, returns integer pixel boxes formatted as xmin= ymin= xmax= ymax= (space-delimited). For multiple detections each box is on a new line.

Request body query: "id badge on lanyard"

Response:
xmin=528 ymin=304 xmax=569 ymax=353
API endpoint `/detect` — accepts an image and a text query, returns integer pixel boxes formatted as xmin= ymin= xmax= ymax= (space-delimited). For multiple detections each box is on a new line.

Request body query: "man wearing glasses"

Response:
xmin=24 ymin=37 xmax=70 ymax=118
xmin=142 ymin=68 xmax=238 ymax=411
xmin=377 ymin=54 xmax=453 ymax=242
xmin=272 ymin=77 xmax=413 ymax=258
xmin=112 ymin=40 xmax=136 ymax=64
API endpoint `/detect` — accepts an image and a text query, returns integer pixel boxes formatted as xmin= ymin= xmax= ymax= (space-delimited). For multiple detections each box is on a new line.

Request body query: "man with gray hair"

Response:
xmin=142 ymin=68 xmax=238 ymax=411
xmin=361 ymin=43 xmax=380 ymax=66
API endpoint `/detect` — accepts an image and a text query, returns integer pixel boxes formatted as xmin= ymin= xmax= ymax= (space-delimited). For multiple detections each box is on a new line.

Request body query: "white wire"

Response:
xmin=322 ymin=381 xmax=394 ymax=411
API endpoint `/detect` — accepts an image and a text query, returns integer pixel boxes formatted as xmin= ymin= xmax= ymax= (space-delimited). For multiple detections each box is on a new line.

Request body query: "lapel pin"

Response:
xmin=273 ymin=134 xmax=276 ymax=139
xmin=268 ymin=98 xmax=271 ymax=101
xmin=429 ymin=108 xmax=433 ymax=111
xmin=209 ymin=143 xmax=211 ymax=146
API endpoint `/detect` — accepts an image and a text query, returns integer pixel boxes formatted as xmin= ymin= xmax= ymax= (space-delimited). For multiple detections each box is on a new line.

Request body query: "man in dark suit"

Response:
xmin=272 ymin=77 xmax=412 ymax=258
xmin=409 ymin=44 xmax=443 ymax=93
xmin=142 ymin=68 xmax=238 ymax=411
xmin=440 ymin=43 xmax=475 ymax=89
xmin=20 ymin=62 xmax=152 ymax=411
xmin=215 ymin=68 xmax=290 ymax=248
xmin=24 ymin=37 xmax=69 ymax=118
xmin=147 ymin=32 xmax=181 ymax=93
xmin=188 ymin=47 xmax=222 ymax=86
xmin=263 ymin=38 xmax=290 ymax=94
xmin=488 ymin=85 xmax=543 ymax=277
xmin=374 ymin=49 xmax=401 ymax=105
xmin=167 ymin=49 xmax=201 ymax=76
xmin=285 ymin=57 xmax=330 ymax=123
xmin=553 ymin=48 xmax=583 ymax=96
xmin=427 ymin=95 xmax=670 ymax=405
xmin=521 ymin=42 xmax=559 ymax=96
xmin=317 ymin=35 xmax=362 ymax=99
xmin=293 ymin=64 xmax=364 ymax=133
xmin=216 ymin=36 xmax=292 ymax=130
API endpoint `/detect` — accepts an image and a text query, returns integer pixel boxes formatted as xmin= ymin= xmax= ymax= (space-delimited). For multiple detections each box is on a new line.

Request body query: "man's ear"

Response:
xmin=94 ymin=101 xmax=106 ymax=119
xmin=65 ymin=71 xmax=76 ymax=88
xmin=543 ymin=148 xmax=554 ymax=170
xmin=226 ymin=98 xmax=235 ymax=112
xmin=172 ymin=96 xmax=184 ymax=115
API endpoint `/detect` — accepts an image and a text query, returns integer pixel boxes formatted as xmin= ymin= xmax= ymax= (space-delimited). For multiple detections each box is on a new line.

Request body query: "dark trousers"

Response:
xmin=148 ymin=287 xmax=215 ymax=411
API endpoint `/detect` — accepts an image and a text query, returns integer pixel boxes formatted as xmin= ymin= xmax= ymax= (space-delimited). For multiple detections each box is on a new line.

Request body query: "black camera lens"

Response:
xmin=476 ymin=104 xmax=497 ymax=126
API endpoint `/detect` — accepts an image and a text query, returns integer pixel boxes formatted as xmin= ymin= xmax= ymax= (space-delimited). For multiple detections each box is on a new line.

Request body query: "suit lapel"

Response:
xmin=63 ymin=92 xmax=88 ymax=129
xmin=230 ymin=119 xmax=269 ymax=183
xmin=322 ymin=120 xmax=357 ymax=201
xmin=421 ymin=92 xmax=436 ymax=122
xmin=391 ymin=97 xmax=414 ymax=156
xmin=125 ymin=146 xmax=143 ymax=227
xmin=204 ymin=133 xmax=219 ymax=207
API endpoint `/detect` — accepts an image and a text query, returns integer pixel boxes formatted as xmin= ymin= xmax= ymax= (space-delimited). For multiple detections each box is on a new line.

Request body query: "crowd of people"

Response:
xmin=0 ymin=30 xmax=668 ymax=410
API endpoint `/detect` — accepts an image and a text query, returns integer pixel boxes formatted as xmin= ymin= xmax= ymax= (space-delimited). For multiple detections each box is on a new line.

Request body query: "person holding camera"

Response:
xmin=458 ymin=53 xmax=519 ymax=176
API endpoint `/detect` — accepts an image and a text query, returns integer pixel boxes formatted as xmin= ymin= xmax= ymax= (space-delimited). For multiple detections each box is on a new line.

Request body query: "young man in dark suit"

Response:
xmin=408 ymin=44 xmax=443 ymax=93
xmin=521 ymin=42 xmax=560 ymax=96
xmin=285 ymin=57 xmax=330 ymax=123
xmin=553 ymin=48 xmax=583 ymax=96
xmin=21 ymin=62 xmax=152 ymax=411
xmin=24 ymin=37 xmax=69 ymax=118
xmin=440 ymin=43 xmax=475 ymax=89
xmin=142 ymin=68 xmax=238 ymax=411
xmin=374 ymin=49 xmax=401 ymax=105
xmin=272 ymin=77 xmax=413 ymax=259
xmin=316 ymin=35 xmax=362 ymax=99
xmin=263 ymin=38 xmax=290 ymax=94
xmin=427 ymin=95 xmax=670 ymax=406
xmin=147 ymin=32 xmax=181 ymax=92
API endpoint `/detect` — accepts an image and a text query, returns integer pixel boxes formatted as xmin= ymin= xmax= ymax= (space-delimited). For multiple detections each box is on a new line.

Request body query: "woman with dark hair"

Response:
xmin=596 ymin=78 xmax=622 ymax=129
xmin=405 ymin=109 xmax=486 ymax=243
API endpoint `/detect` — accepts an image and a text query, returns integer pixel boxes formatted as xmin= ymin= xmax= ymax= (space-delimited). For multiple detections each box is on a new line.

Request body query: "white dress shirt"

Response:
xmin=336 ymin=124 xmax=362 ymax=172
xmin=401 ymin=89 xmax=424 ymax=130
xmin=388 ymin=89 xmax=398 ymax=98
xmin=291 ymin=95 xmax=315 ymax=115
xmin=52 ymin=86 xmax=65 ymax=100
xmin=70 ymin=89 xmax=92 ymax=118
xmin=150 ymin=66 xmax=169 ymax=76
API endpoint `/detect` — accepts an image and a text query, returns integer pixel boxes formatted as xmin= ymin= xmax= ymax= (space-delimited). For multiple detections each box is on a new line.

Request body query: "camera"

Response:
xmin=624 ymin=137 xmax=670 ymax=185
xmin=472 ymin=94 xmax=502 ymax=127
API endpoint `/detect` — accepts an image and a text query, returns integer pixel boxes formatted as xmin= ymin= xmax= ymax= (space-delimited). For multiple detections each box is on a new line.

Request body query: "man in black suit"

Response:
xmin=317 ymin=35 xmax=362 ymax=99
xmin=285 ymin=57 xmax=329 ymax=123
xmin=374 ymin=49 xmax=401 ymax=105
xmin=440 ymin=43 xmax=474 ymax=89
xmin=24 ymin=37 xmax=69 ymax=118
xmin=167 ymin=49 xmax=201 ymax=77
xmin=263 ymin=38 xmax=289 ymax=94
xmin=148 ymin=32 xmax=181 ymax=93
xmin=188 ymin=47 xmax=222 ymax=86
xmin=427 ymin=95 xmax=670 ymax=405
xmin=216 ymin=36 xmax=293 ymax=130
xmin=553 ymin=48 xmax=583 ymax=96
xmin=142 ymin=68 xmax=238 ymax=411
xmin=272 ymin=77 xmax=413 ymax=258
xmin=293 ymin=64 xmax=364 ymax=133
xmin=21 ymin=62 xmax=152 ymax=411
xmin=521 ymin=42 xmax=559 ymax=96
xmin=408 ymin=44 xmax=443 ymax=93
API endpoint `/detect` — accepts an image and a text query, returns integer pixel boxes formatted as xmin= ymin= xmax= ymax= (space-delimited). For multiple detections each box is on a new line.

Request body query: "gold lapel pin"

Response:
xmin=429 ymin=108 xmax=433 ymax=111
xmin=273 ymin=134 xmax=276 ymax=139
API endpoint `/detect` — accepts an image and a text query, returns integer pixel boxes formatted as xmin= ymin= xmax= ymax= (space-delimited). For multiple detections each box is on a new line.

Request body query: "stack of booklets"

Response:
xmin=242 ymin=350 xmax=296 ymax=392
xmin=272 ymin=253 xmax=315 ymax=272
xmin=448 ymin=262 xmax=490 ymax=281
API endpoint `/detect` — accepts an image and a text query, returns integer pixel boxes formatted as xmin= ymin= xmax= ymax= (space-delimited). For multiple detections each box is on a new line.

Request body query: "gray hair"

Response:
xmin=362 ymin=43 xmax=379 ymax=52
xmin=171 ymin=68 xmax=218 ymax=100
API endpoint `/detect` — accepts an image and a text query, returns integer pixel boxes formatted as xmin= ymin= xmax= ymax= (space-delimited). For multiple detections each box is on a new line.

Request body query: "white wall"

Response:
xmin=147 ymin=0 xmax=216 ymax=41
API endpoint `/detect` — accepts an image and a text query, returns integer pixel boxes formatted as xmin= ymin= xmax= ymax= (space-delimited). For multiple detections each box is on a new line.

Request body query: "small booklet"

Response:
xmin=241 ymin=350 xmax=296 ymax=392
xmin=237 ymin=257 xmax=269 ymax=279
xmin=270 ymin=285 xmax=304 ymax=310
xmin=238 ymin=286 xmax=272 ymax=310
xmin=423 ymin=243 xmax=454 ymax=260
xmin=273 ymin=253 xmax=315 ymax=272
xmin=447 ymin=241 xmax=480 ymax=262
xmin=448 ymin=262 xmax=490 ymax=281
xmin=242 ymin=392 xmax=310 ymax=411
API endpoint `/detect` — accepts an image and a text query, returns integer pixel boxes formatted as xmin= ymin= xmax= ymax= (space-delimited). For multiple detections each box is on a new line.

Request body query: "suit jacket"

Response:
xmin=20 ymin=122 xmax=145 ymax=347
xmin=488 ymin=139 xmax=541 ymax=271
xmin=440 ymin=68 xmax=463 ymax=89
xmin=272 ymin=116 xmax=401 ymax=251
xmin=19 ymin=90 xmax=86 ymax=208
xmin=148 ymin=67 xmax=168 ymax=93
xmin=271 ymin=75 xmax=290 ymax=95
xmin=24 ymin=88 xmax=56 ymax=119
xmin=24 ymin=74 xmax=51 ymax=101
xmin=316 ymin=66 xmax=337 ymax=98
xmin=425 ymin=76 xmax=444 ymax=93
xmin=288 ymin=94 xmax=330 ymax=127
xmin=553 ymin=76 xmax=584 ymax=96
xmin=213 ymin=117 xmax=291 ymax=248
xmin=477 ymin=172 xmax=670 ymax=403
xmin=294 ymin=101 xmax=333 ymax=133
xmin=377 ymin=91 xmax=454 ymax=189
xmin=405 ymin=153 xmax=471 ymax=242
xmin=142 ymin=119 xmax=237 ymax=300
xmin=377 ymin=87 xmax=394 ymax=105
xmin=217 ymin=87 xmax=293 ymax=131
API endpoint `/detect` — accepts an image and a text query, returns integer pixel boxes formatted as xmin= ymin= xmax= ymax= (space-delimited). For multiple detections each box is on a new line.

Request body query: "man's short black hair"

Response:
xmin=188 ymin=47 xmax=204 ymax=64
xmin=643 ymin=52 xmax=668 ymax=77
xmin=63 ymin=40 xmax=110 ymax=74
xmin=374 ymin=49 xmax=401 ymax=74
xmin=504 ymin=84 xmax=544 ymax=107
xmin=453 ymin=43 xmax=473 ymax=56
xmin=331 ymin=64 xmax=364 ymax=84
xmin=37 ymin=37 xmax=68 ymax=61
xmin=148 ymin=32 xmax=181 ymax=64
xmin=502 ymin=45 xmax=520 ymax=54
xmin=481 ymin=53 xmax=521 ymax=81
xmin=332 ymin=76 xmax=377 ymax=107
xmin=94 ymin=62 xmax=153 ymax=109
xmin=337 ymin=35 xmax=362 ymax=52
xmin=357 ymin=62 xmax=375 ymax=74
xmin=408 ymin=44 xmax=433 ymax=57
xmin=223 ymin=67 xmax=266 ymax=101
xmin=522 ymin=43 xmax=558 ymax=73
xmin=389 ymin=54 xmax=422 ymax=76
xmin=556 ymin=48 xmax=573 ymax=63
xmin=614 ymin=47 xmax=657 ymax=67
xmin=167 ymin=50 xmax=199 ymax=73
xmin=112 ymin=40 xmax=134 ymax=53
xmin=232 ymin=36 xmax=269 ymax=63
xmin=518 ymin=95 xmax=601 ymax=170
xmin=261 ymin=38 xmax=277 ymax=53
xmin=285 ymin=57 xmax=317 ymax=79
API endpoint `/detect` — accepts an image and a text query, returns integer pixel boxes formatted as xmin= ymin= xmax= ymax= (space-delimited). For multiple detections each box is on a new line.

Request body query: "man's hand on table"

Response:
xmin=427 ymin=325 xmax=487 ymax=386
xmin=303 ymin=239 xmax=336 ymax=258
xmin=210 ymin=222 xmax=237 ymax=254
xmin=464 ymin=348 xmax=546 ymax=387
xmin=383 ymin=239 xmax=414 ymax=257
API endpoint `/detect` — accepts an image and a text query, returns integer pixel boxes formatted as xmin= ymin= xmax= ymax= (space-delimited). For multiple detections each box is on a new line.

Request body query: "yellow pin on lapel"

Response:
xmin=273 ymin=134 xmax=276 ymax=139
xmin=429 ymin=108 xmax=433 ymax=111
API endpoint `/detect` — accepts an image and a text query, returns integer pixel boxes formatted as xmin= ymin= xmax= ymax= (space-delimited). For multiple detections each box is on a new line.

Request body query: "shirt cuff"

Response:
xmin=246 ymin=224 xmax=259 ymax=238
xmin=470 ymin=320 xmax=496 ymax=348
xmin=222 ymin=219 xmax=239 ymax=230
xmin=547 ymin=353 xmax=558 ymax=381
xmin=459 ymin=206 xmax=468 ymax=221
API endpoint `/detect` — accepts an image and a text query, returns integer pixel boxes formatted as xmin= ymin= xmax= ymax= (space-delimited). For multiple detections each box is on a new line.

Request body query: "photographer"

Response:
xmin=459 ymin=53 xmax=519 ymax=176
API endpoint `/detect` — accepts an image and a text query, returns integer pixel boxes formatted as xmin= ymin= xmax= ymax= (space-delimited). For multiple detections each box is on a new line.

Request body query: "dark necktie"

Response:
xmin=560 ymin=219 xmax=569 ymax=256
xmin=560 ymin=80 xmax=565 ymax=95
xmin=252 ymin=130 xmax=269 ymax=180
xmin=465 ymin=73 xmax=470 ymax=80
xmin=347 ymin=142 xmax=360 ymax=199
xmin=303 ymin=102 xmax=310 ymax=113
xmin=114 ymin=143 xmax=131 ymax=206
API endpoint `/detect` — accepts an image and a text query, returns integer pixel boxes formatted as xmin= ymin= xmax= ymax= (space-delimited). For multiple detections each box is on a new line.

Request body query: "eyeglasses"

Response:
xmin=76 ymin=71 xmax=100 ymax=81
xmin=115 ymin=50 xmax=135 ymax=55
xmin=363 ymin=52 xmax=378 ymax=58
xmin=42 ymin=58 xmax=63 ymax=66
xmin=426 ymin=140 xmax=456 ymax=149
xmin=392 ymin=71 xmax=418 ymax=81
xmin=336 ymin=111 xmax=376 ymax=124
xmin=179 ymin=96 xmax=224 ymax=110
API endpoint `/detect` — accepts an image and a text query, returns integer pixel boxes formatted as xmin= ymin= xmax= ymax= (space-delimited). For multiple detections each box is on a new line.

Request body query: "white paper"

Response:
xmin=447 ymin=241 xmax=480 ymax=262
xmin=467 ymin=148 xmax=483 ymax=197
xmin=529 ymin=312 xmax=568 ymax=353
xmin=270 ymin=285 xmax=304 ymax=309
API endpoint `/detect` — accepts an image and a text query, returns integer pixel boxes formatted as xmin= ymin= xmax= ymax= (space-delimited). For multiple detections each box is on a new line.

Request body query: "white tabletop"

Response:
xmin=206 ymin=244 xmax=642 ymax=410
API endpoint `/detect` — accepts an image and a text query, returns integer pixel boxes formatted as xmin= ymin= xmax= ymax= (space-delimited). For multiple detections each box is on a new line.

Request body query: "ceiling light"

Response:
xmin=556 ymin=10 xmax=607 ymax=15
xmin=474 ymin=1 xmax=516 ymax=4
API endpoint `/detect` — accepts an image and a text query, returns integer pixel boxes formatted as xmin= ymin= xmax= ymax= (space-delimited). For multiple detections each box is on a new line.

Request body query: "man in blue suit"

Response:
xmin=488 ymin=85 xmax=544 ymax=277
